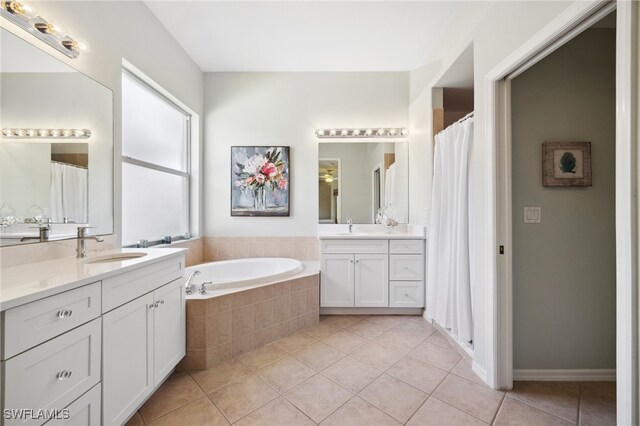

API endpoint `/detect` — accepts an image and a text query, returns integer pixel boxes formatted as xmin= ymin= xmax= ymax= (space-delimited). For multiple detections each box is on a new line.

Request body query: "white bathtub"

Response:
xmin=185 ymin=257 xmax=304 ymax=293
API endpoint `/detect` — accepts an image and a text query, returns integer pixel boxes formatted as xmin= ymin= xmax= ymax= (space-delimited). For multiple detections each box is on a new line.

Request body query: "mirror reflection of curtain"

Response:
xmin=50 ymin=162 xmax=88 ymax=223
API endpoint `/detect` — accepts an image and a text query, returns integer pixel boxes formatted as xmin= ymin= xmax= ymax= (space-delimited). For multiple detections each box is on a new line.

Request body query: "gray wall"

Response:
xmin=511 ymin=28 xmax=616 ymax=369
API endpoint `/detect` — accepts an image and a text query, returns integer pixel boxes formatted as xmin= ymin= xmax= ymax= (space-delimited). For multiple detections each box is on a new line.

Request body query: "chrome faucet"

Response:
xmin=20 ymin=224 xmax=50 ymax=242
xmin=199 ymin=281 xmax=212 ymax=295
xmin=347 ymin=218 xmax=353 ymax=234
xmin=76 ymin=226 xmax=104 ymax=258
xmin=185 ymin=270 xmax=201 ymax=295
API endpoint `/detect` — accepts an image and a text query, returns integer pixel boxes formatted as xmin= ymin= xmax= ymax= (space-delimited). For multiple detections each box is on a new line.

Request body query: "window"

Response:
xmin=121 ymin=70 xmax=190 ymax=246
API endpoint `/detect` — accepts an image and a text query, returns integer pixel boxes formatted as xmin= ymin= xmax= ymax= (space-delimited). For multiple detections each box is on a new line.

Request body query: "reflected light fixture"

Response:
xmin=1 ymin=128 xmax=92 ymax=139
xmin=0 ymin=1 xmax=88 ymax=59
xmin=315 ymin=127 xmax=408 ymax=139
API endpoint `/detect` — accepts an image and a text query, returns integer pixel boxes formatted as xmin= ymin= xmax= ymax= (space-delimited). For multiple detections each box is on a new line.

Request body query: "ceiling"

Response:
xmin=145 ymin=1 xmax=467 ymax=72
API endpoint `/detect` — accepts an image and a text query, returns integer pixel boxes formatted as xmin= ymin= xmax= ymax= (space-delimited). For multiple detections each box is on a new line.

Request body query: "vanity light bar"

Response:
xmin=316 ymin=127 xmax=409 ymax=139
xmin=1 ymin=128 xmax=92 ymax=139
xmin=0 ymin=1 xmax=88 ymax=59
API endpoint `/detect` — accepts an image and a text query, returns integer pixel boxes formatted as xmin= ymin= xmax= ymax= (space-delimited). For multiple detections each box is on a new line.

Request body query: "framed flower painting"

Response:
xmin=231 ymin=146 xmax=290 ymax=216
xmin=542 ymin=141 xmax=592 ymax=187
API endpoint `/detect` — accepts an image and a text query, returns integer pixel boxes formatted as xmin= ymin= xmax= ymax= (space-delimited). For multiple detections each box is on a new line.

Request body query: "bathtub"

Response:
xmin=185 ymin=257 xmax=304 ymax=292
xmin=182 ymin=258 xmax=320 ymax=370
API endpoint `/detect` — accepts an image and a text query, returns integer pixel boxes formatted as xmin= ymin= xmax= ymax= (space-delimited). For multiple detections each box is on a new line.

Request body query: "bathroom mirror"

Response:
xmin=0 ymin=28 xmax=113 ymax=246
xmin=318 ymin=142 xmax=409 ymax=224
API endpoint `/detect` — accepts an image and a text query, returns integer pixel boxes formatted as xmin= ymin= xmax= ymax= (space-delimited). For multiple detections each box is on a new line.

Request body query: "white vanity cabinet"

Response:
xmin=0 ymin=250 xmax=186 ymax=426
xmin=102 ymin=259 xmax=185 ymax=426
xmin=320 ymin=238 xmax=424 ymax=310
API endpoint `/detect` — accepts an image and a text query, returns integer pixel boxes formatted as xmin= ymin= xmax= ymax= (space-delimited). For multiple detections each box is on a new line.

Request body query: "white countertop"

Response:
xmin=317 ymin=224 xmax=425 ymax=240
xmin=0 ymin=248 xmax=187 ymax=312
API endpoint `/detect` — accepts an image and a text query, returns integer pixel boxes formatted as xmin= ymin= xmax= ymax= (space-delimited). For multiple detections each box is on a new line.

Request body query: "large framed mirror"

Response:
xmin=318 ymin=142 xmax=408 ymax=224
xmin=0 ymin=28 xmax=113 ymax=246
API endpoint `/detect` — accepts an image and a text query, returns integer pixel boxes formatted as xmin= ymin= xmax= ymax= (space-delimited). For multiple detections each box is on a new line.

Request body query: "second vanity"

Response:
xmin=0 ymin=248 xmax=186 ymax=426
xmin=318 ymin=224 xmax=425 ymax=313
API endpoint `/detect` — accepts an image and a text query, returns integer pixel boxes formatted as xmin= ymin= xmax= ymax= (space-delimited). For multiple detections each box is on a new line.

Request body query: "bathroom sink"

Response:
xmin=83 ymin=253 xmax=148 ymax=264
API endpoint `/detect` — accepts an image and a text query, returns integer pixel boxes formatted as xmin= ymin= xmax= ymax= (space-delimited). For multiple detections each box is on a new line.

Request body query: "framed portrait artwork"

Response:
xmin=542 ymin=141 xmax=592 ymax=187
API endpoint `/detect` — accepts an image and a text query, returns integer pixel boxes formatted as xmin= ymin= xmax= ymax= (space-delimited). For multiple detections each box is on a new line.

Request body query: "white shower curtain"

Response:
xmin=51 ymin=162 xmax=88 ymax=223
xmin=426 ymin=116 xmax=474 ymax=345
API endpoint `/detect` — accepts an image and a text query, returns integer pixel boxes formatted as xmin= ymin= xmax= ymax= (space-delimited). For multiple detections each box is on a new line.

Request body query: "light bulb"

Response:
xmin=401 ymin=128 xmax=408 ymax=136
xmin=26 ymin=129 xmax=37 ymax=137
xmin=8 ymin=1 xmax=38 ymax=19
xmin=316 ymin=129 xmax=324 ymax=137
xmin=377 ymin=128 xmax=385 ymax=136
xmin=48 ymin=21 xmax=66 ymax=39
xmin=62 ymin=129 xmax=73 ymax=137
xmin=49 ymin=129 xmax=61 ymax=137
xmin=82 ymin=129 xmax=91 ymax=138
xmin=341 ymin=129 xmax=348 ymax=137
xmin=329 ymin=129 xmax=337 ymax=136
xmin=365 ymin=129 xmax=373 ymax=136
xmin=38 ymin=129 xmax=49 ymax=137
xmin=75 ymin=39 xmax=90 ymax=52
xmin=325 ymin=177 xmax=334 ymax=183
xmin=15 ymin=129 xmax=26 ymax=137
xmin=1 ymin=128 xmax=12 ymax=137
xmin=388 ymin=129 xmax=397 ymax=136
xmin=352 ymin=129 xmax=360 ymax=136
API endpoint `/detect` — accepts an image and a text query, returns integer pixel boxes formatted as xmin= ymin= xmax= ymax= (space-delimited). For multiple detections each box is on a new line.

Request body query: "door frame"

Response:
xmin=371 ymin=163 xmax=382 ymax=222
xmin=485 ymin=1 xmax=638 ymax=424
xmin=319 ymin=157 xmax=342 ymax=223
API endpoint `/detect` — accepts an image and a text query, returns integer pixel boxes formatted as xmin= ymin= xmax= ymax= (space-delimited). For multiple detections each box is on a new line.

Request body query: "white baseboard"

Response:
xmin=472 ymin=361 xmax=488 ymax=383
xmin=513 ymin=369 xmax=616 ymax=381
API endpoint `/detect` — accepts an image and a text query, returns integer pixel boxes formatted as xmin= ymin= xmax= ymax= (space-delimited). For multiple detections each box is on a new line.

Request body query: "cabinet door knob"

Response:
xmin=159 ymin=300 xmax=165 ymax=305
xmin=57 ymin=310 xmax=65 ymax=318
xmin=56 ymin=370 xmax=72 ymax=380
xmin=57 ymin=309 xmax=73 ymax=318
xmin=356 ymin=260 xmax=359 ymax=263
xmin=350 ymin=260 xmax=354 ymax=263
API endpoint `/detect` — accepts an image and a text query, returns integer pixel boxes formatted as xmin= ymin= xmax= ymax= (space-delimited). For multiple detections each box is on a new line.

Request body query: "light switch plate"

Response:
xmin=524 ymin=207 xmax=541 ymax=224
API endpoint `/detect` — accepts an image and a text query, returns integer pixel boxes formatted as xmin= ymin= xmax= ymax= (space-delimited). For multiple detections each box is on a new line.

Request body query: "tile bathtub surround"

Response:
xmin=129 ymin=315 xmax=617 ymax=426
xmin=203 ymin=236 xmax=320 ymax=262
xmin=165 ymin=238 xmax=204 ymax=267
xmin=181 ymin=274 xmax=320 ymax=370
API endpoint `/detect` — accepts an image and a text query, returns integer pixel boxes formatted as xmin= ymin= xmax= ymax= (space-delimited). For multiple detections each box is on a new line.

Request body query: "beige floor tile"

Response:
xmin=124 ymin=412 xmax=144 ymax=426
xmin=284 ymin=374 xmax=353 ymax=423
xmin=346 ymin=320 xmax=390 ymax=339
xmin=189 ymin=359 xmax=252 ymax=393
xmin=322 ymin=330 xmax=369 ymax=353
xmin=407 ymin=397 xmax=488 ymax=426
xmin=303 ymin=321 xmax=342 ymax=339
xmin=494 ymin=397 xmax=574 ymax=426
xmin=322 ymin=356 xmax=382 ymax=393
xmin=140 ymin=373 xmax=205 ymax=421
xmin=451 ymin=360 xmax=488 ymax=387
xmin=257 ymin=356 xmax=316 ymax=392
xmin=238 ymin=344 xmax=287 ymax=371
xmin=358 ymin=374 xmax=428 ymax=423
xmin=321 ymin=396 xmax=401 ymax=426
xmin=209 ymin=374 xmax=278 ymax=423
xmin=272 ymin=332 xmax=317 ymax=354
xmin=386 ymin=356 xmax=448 ymax=394
xmin=508 ymin=381 xmax=579 ymax=423
xmin=322 ymin=315 xmax=367 ymax=329
xmin=374 ymin=328 xmax=428 ymax=354
xmin=293 ymin=341 xmax=345 ymax=371
xmin=351 ymin=341 xmax=404 ymax=371
xmin=396 ymin=320 xmax=437 ymax=338
xmin=433 ymin=374 xmax=504 ymax=423
xmin=234 ymin=397 xmax=315 ymax=426
xmin=579 ymin=398 xmax=616 ymax=426
xmin=580 ymin=381 xmax=616 ymax=407
xmin=409 ymin=341 xmax=462 ymax=371
xmin=426 ymin=331 xmax=453 ymax=349
xmin=366 ymin=315 xmax=410 ymax=328
xmin=147 ymin=396 xmax=228 ymax=426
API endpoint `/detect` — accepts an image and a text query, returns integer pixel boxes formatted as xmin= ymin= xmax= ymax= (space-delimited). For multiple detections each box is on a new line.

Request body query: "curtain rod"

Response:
xmin=435 ymin=111 xmax=475 ymax=138
xmin=51 ymin=160 xmax=87 ymax=170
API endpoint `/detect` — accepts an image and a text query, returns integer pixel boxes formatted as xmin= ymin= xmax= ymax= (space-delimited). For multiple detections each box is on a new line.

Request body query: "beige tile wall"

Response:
xmin=181 ymin=274 xmax=320 ymax=370
xmin=203 ymin=236 xmax=320 ymax=262
xmin=166 ymin=238 xmax=204 ymax=267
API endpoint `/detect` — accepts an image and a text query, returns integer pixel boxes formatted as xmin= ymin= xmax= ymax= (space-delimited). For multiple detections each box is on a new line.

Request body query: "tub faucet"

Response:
xmin=347 ymin=218 xmax=353 ymax=234
xmin=185 ymin=270 xmax=201 ymax=295
xmin=76 ymin=226 xmax=104 ymax=258
xmin=199 ymin=281 xmax=212 ymax=295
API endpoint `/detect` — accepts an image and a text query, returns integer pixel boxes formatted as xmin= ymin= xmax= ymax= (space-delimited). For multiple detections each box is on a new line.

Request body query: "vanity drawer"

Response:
xmin=2 ymin=283 xmax=101 ymax=360
xmin=2 ymin=319 xmax=101 ymax=426
xmin=321 ymin=240 xmax=388 ymax=254
xmin=102 ymin=257 xmax=183 ymax=313
xmin=44 ymin=384 xmax=101 ymax=426
xmin=389 ymin=255 xmax=424 ymax=281
xmin=389 ymin=239 xmax=424 ymax=254
xmin=389 ymin=281 xmax=424 ymax=308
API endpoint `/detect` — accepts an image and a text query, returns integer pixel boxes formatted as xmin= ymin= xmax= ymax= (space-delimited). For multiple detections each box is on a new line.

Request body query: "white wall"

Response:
xmin=408 ymin=0 xmax=575 ymax=375
xmin=204 ymin=72 xmax=408 ymax=236
xmin=0 ymin=0 xmax=204 ymax=252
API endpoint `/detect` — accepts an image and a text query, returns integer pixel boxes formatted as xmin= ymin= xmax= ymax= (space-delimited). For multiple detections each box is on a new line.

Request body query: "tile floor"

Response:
xmin=126 ymin=315 xmax=616 ymax=426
